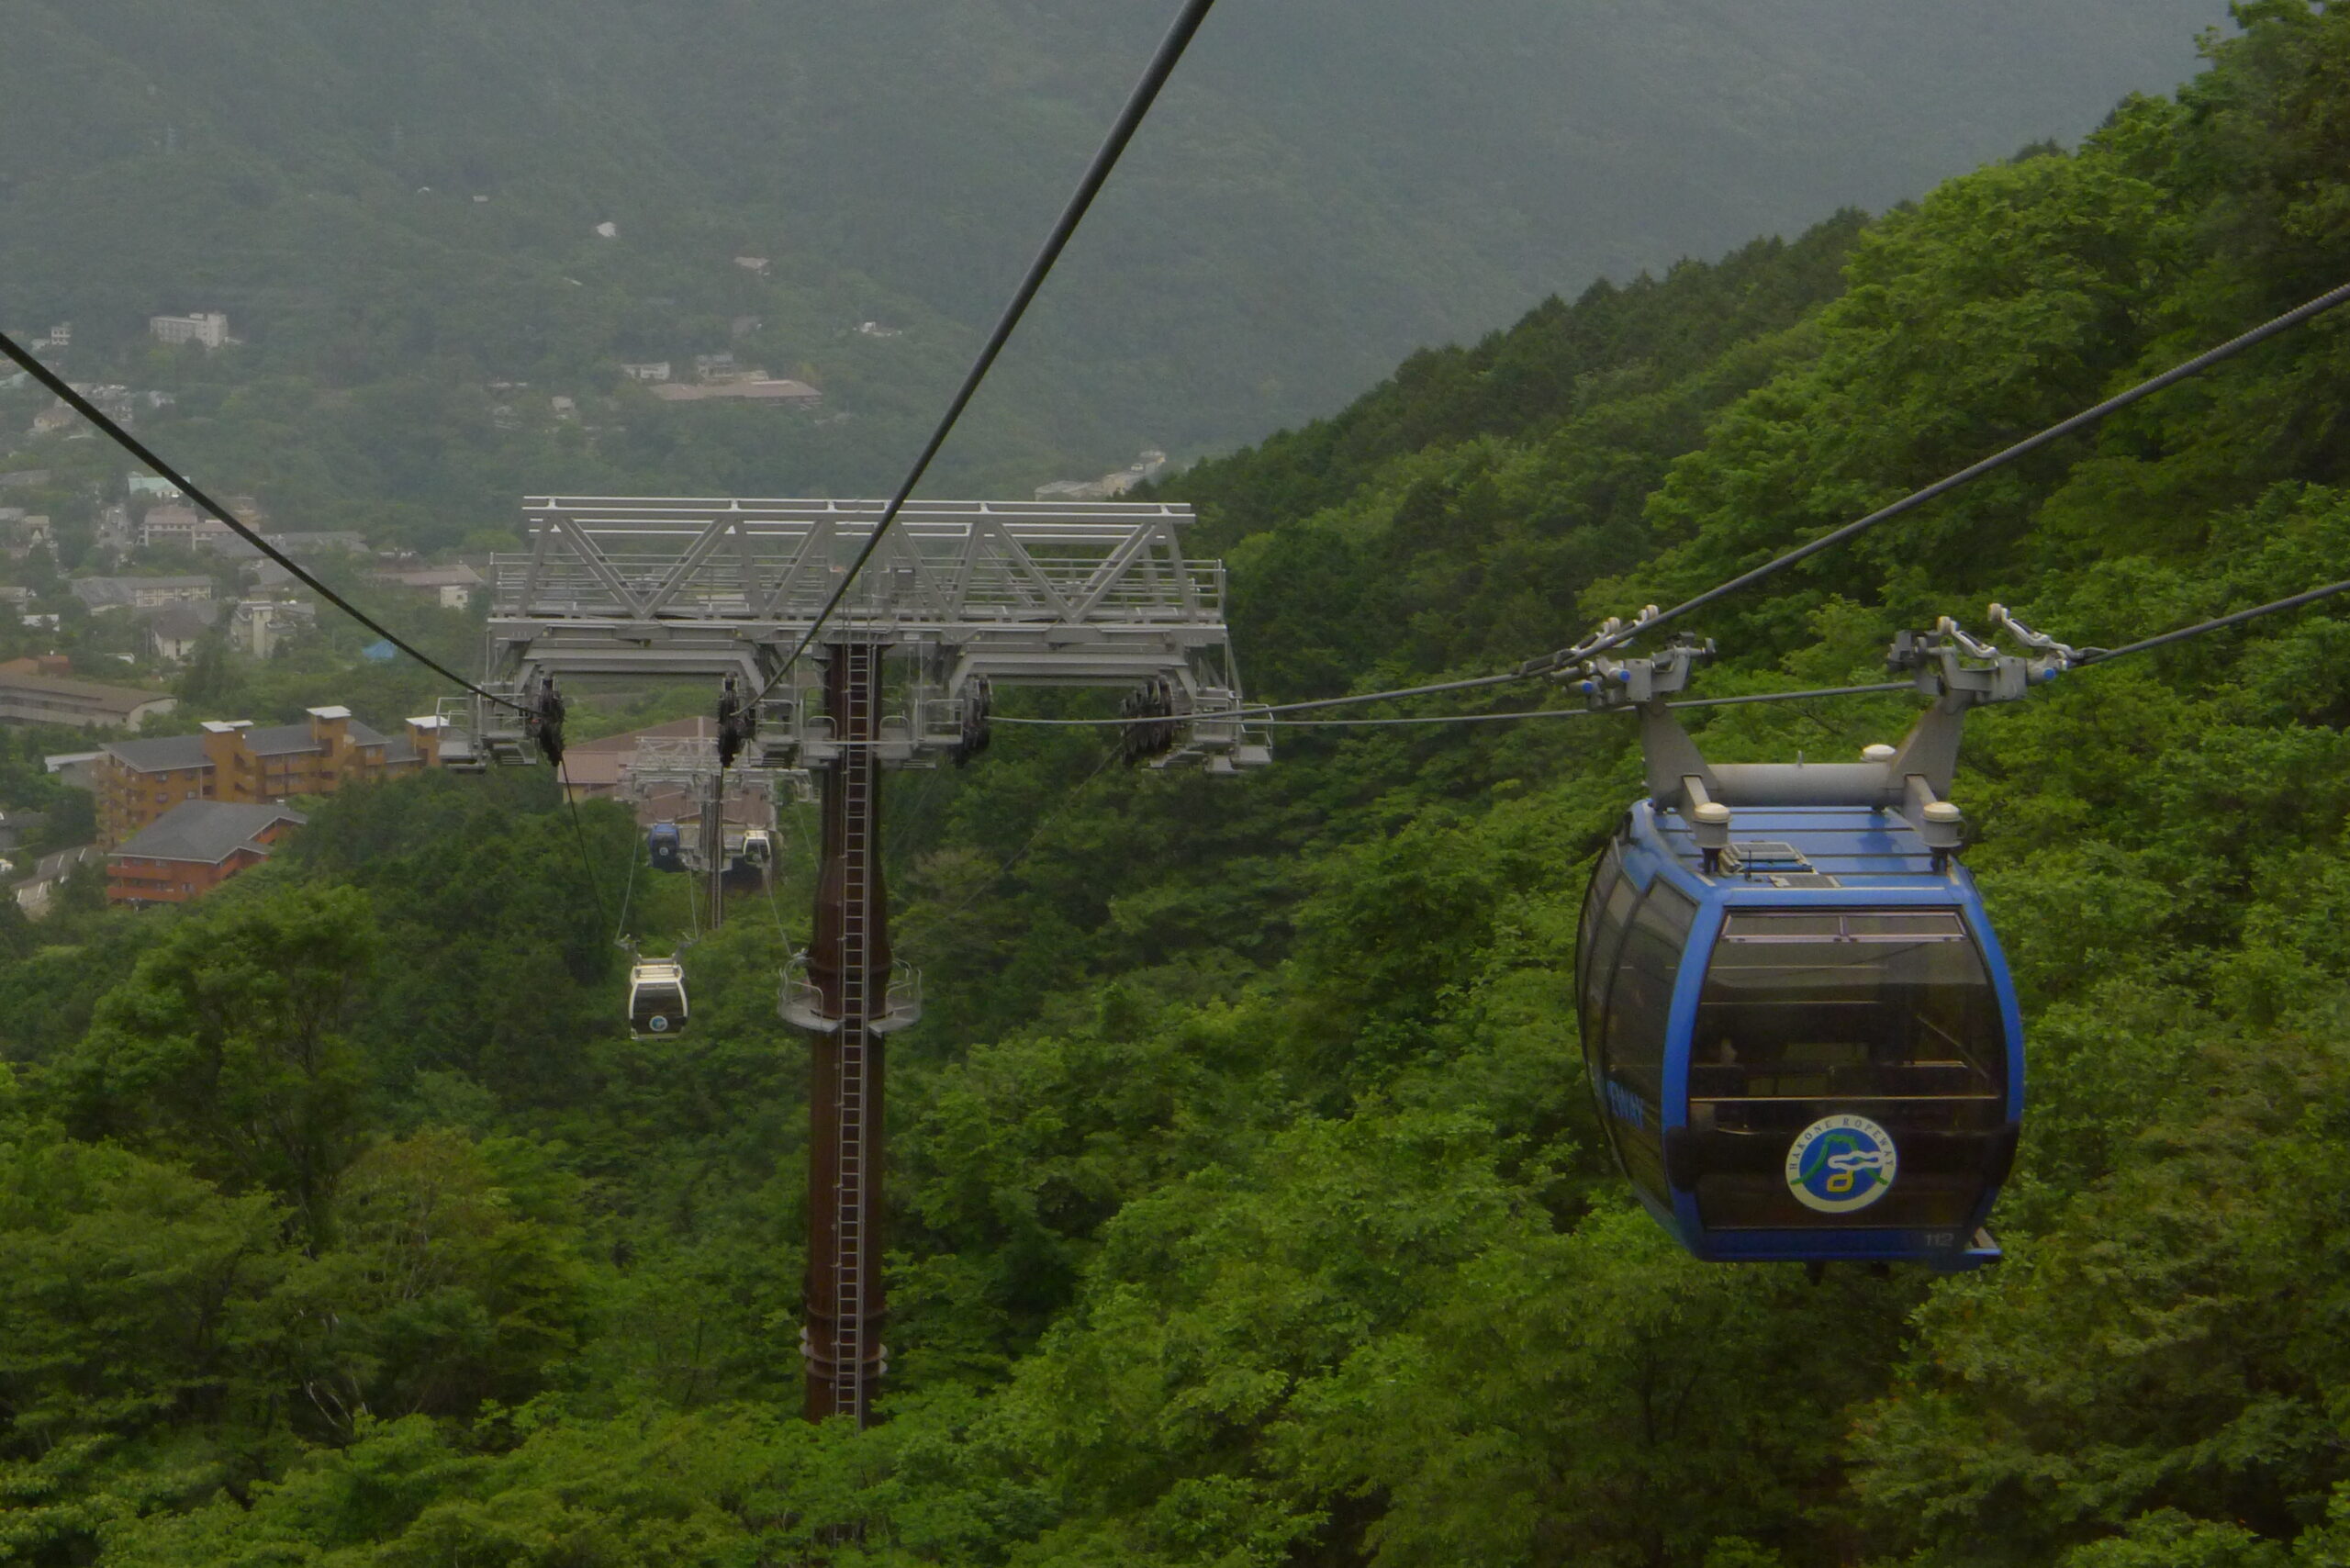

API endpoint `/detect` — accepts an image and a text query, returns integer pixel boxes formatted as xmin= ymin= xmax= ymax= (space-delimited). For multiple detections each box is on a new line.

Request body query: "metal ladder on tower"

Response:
xmin=833 ymin=641 xmax=875 ymax=1423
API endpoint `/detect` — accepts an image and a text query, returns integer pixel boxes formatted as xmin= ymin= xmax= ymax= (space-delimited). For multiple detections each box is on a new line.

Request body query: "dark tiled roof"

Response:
xmin=241 ymin=717 xmax=389 ymax=757
xmin=104 ymin=734 xmax=210 ymax=772
xmin=0 ymin=670 xmax=173 ymax=714
xmin=564 ymin=718 xmax=722 ymax=788
xmin=108 ymin=715 xmax=395 ymax=769
xmin=144 ymin=602 xmax=220 ymax=639
xmin=70 ymin=576 xmax=214 ymax=610
xmin=242 ymin=722 xmax=320 ymax=757
xmin=113 ymin=801 xmax=305 ymax=865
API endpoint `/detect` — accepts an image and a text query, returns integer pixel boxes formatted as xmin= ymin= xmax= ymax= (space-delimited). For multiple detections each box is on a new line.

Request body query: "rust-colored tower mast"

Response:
xmin=802 ymin=641 xmax=890 ymax=1421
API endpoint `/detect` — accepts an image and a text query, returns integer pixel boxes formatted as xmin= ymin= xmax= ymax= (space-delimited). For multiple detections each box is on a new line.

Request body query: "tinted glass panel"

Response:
xmin=632 ymin=982 xmax=687 ymax=1036
xmin=1579 ymin=860 xmax=1641 ymax=1143
xmin=1695 ymin=910 xmax=2000 ymax=1098
xmin=1684 ymin=907 xmax=2009 ymax=1230
xmin=1598 ymin=882 xmax=1695 ymax=1198
xmin=1575 ymin=846 xmax=1623 ymax=1031
xmin=1580 ymin=867 xmax=1639 ymax=1052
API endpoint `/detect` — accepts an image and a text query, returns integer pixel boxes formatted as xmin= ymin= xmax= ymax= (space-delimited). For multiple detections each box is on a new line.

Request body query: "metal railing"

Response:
xmin=492 ymin=500 xmax=1225 ymax=628
xmin=778 ymin=954 xmax=924 ymax=1036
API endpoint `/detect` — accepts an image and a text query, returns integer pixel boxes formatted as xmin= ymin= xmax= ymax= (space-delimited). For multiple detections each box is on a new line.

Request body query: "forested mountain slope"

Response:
xmin=8 ymin=3 xmax=2350 ymax=1565
xmin=0 ymin=0 xmax=2221 ymax=529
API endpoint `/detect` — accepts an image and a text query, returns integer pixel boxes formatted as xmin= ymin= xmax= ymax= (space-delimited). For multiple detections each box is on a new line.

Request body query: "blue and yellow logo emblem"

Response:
xmin=1785 ymin=1114 xmax=1897 ymax=1214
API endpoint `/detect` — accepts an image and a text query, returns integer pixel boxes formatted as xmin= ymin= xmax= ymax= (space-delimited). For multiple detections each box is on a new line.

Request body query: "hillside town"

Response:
xmin=3 ymin=701 xmax=453 ymax=915
xmin=11 ymin=706 xmax=784 ymax=917
xmin=0 ymin=349 xmax=495 ymax=920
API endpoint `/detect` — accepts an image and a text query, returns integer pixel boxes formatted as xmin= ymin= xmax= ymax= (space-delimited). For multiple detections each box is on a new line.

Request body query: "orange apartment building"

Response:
xmin=106 ymin=801 xmax=306 ymax=906
xmin=95 ymin=705 xmax=447 ymax=849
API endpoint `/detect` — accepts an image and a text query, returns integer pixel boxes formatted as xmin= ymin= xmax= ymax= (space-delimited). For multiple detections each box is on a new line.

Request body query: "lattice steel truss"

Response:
xmin=457 ymin=497 xmax=1270 ymax=772
xmin=447 ymin=494 xmax=1270 ymax=1431
xmin=621 ymin=734 xmax=808 ymax=809
xmin=621 ymin=734 xmax=799 ymax=857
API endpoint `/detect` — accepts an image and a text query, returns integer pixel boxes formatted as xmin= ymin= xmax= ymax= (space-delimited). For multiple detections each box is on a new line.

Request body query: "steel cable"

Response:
xmin=990 ymin=679 xmax=1918 ymax=730
xmin=0 ymin=330 xmax=526 ymax=712
xmin=556 ymin=759 xmax=611 ymax=938
xmin=615 ymin=829 xmax=642 ymax=949
xmin=1233 ymin=275 xmax=2350 ymax=722
xmin=2078 ymin=577 xmax=2350 ymax=665
xmin=750 ymin=0 xmax=1220 ymax=705
xmin=1544 ymin=276 xmax=2350 ymax=671
xmin=986 ymin=561 xmax=2350 ymax=737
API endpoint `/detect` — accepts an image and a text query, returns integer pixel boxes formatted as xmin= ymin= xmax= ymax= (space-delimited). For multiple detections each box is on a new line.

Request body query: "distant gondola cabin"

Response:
xmin=648 ymin=822 xmax=686 ymax=873
xmin=629 ymin=959 xmax=688 ymax=1039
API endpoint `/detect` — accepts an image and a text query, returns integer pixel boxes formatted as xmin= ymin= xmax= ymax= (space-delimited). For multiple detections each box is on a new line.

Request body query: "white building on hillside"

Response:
xmin=150 ymin=312 xmax=232 ymax=349
xmin=229 ymin=599 xmax=315 ymax=658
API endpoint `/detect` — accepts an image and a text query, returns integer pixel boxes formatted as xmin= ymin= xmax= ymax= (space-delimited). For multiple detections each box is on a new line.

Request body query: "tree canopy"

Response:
xmin=9 ymin=5 xmax=2350 ymax=1564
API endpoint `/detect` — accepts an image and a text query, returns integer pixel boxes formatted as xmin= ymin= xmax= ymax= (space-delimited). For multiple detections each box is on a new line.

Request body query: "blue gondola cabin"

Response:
xmin=1578 ymin=800 xmax=2021 ymax=1268
xmin=1569 ymin=635 xmax=2040 ymax=1271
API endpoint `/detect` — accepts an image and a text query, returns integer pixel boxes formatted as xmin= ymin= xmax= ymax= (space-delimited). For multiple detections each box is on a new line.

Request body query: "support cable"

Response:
xmin=556 ymin=760 xmax=611 ymax=937
xmin=1273 ymin=680 xmax=1917 ymax=724
xmin=2 ymin=319 xmax=612 ymax=939
xmin=615 ymin=832 xmax=642 ymax=950
xmin=0 ymin=330 xmax=526 ymax=712
xmin=764 ymin=859 xmax=794 ymax=957
xmin=1532 ymin=276 xmax=2350 ymax=674
xmin=2078 ymin=577 xmax=2350 ymax=665
xmin=990 ymin=680 xmax=1917 ymax=730
xmin=974 ymin=667 xmax=1526 ymax=726
xmin=749 ymin=0 xmax=1219 ymax=705
xmin=1248 ymin=582 xmax=2350 ymax=725
xmin=988 ymin=566 xmax=2350 ymax=736
xmin=1249 ymin=671 xmax=1529 ymax=717
xmin=1224 ymin=276 xmax=2350 ymax=723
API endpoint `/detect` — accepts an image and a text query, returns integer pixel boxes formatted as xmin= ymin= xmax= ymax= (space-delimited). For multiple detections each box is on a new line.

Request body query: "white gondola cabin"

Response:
xmin=629 ymin=959 xmax=689 ymax=1039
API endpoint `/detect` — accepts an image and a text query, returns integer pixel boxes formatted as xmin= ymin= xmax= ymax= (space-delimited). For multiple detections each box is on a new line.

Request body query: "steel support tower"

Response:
xmin=618 ymin=731 xmax=798 ymax=930
xmin=805 ymin=640 xmax=886 ymax=1421
xmin=451 ymin=497 xmax=1267 ymax=1426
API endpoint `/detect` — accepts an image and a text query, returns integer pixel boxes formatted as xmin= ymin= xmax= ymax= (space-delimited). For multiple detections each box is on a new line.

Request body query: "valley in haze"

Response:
xmin=0 ymin=0 xmax=2228 ymax=536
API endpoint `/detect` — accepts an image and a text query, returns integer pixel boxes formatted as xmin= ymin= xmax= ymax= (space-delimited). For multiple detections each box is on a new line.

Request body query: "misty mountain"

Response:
xmin=0 ymin=0 xmax=2229 ymax=497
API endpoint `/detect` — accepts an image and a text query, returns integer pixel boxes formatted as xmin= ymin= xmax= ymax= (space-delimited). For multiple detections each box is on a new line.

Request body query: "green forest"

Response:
xmin=10 ymin=2 xmax=2350 ymax=1563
